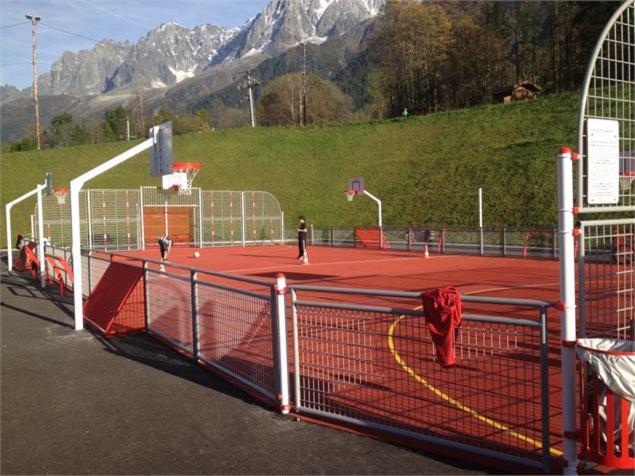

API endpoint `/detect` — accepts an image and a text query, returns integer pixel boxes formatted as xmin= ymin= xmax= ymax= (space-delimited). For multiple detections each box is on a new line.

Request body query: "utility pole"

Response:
xmin=240 ymin=71 xmax=260 ymax=128
xmin=26 ymin=13 xmax=42 ymax=150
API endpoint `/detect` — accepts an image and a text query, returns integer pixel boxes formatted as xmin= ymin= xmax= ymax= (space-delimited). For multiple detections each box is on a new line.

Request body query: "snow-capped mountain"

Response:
xmin=218 ymin=0 xmax=384 ymax=60
xmin=34 ymin=23 xmax=238 ymax=97
xmin=20 ymin=0 xmax=384 ymax=98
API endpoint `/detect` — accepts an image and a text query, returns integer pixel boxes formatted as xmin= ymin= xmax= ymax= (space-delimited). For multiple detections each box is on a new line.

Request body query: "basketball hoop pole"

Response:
xmin=70 ymin=137 xmax=154 ymax=331
xmin=5 ymin=179 xmax=47 ymax=286
xmin=362 ymin=190 xmax=383 ymax=228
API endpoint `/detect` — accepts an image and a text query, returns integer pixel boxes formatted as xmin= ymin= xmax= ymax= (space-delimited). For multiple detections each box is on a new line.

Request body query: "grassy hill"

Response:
xmin=1 ymin=92 xmax=579 ymax=248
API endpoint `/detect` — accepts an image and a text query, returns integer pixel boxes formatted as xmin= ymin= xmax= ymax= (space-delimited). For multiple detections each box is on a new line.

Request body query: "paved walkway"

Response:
xmin=1 ymin=263 xmax=488 ymax=474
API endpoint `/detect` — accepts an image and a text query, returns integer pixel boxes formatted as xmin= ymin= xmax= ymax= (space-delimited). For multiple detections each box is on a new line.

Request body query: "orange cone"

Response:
xmin=424 ymin=245 xmax=430 ymax=258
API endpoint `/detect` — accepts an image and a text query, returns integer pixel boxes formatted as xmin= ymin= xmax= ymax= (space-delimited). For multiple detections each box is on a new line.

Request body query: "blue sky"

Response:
xmin=0 ymin=0 xmax=269 ymax=89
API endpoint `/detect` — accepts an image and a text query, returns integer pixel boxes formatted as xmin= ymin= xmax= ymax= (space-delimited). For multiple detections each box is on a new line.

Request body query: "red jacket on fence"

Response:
xmin=421 ymin=286 xmax=463 ymax=367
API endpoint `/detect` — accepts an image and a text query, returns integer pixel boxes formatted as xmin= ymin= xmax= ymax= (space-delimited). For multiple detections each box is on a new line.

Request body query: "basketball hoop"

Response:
xmin=165 ymin=162 xmax=201 ymax=194
xmin=345 ymin=189 xmax=356 ymax=202
xmin=52 ymin=188 xmax=69 ymax=205
xmin=619 ymin=173 xmax=634 ymax=192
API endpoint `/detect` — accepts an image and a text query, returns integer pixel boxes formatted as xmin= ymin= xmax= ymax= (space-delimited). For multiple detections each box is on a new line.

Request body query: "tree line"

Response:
xmin=8 ymin=105 xmax=213 ymax=152
xmin=6 ymin=0 xmax=618 ymax=149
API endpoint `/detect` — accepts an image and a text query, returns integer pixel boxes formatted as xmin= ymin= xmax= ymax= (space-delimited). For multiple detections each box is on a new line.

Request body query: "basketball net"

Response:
xmin=345 ymin=189 xmax=356 ymax=202
xmin=53 ymin=188 xmax=69 ymax=205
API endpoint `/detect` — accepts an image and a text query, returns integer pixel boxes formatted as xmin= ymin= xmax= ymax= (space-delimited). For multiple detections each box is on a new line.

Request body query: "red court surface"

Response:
xmin=95 ymin=245 xmax=565 ymax=468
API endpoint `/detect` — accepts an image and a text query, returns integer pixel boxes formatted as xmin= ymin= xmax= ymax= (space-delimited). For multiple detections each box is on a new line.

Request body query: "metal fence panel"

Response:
xmin=90 ymin=189 xmax=141 ymax=250
xmin=197 ymin=281 xmax=276 ymax=400
xmin=146 ymin=269 xmax=194 ymax=353
xmin=579 ymin=219 xmax=634 ymax=339
xmin=291 ymin=298 xmax=552 ymax=468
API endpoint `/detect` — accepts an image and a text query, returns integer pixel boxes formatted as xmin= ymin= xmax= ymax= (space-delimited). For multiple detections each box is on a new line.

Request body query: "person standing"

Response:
xmin=297 ymin=216 xmax=308 ymax=261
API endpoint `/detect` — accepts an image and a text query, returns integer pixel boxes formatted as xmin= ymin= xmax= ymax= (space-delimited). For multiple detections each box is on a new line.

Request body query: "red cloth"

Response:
xmin=421 ymin=286 xmax=462 ymax=367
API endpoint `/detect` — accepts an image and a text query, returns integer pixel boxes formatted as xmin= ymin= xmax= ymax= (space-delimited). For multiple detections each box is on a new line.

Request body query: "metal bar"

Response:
xmin=36 ymin=184 xmax=46 ymax=288
xmin=139 ymin=186 xmax=145 ymax=250
xmin=197 ymin=188 xmax=203 ymax=247
xmin=241 ymin=192 xmax=246 ymax=247
xmin=143 ymin=262 xmax=150 ymax=330
xmin=87 ymin=189 xmax=93 ymax=250
xmin=194 ymin=279 xmax=270 ymax=300
xmin=290 ymin=289 xmax=301 ymax=410
xmin=539 ymin=305 xmax=551 ymax=474
xmin=273 ymin=274 xmax=290 ymax=414
xmin=407 ymin=227 xmax=412 ymax=252
xmin=294 ymin=407 xmax=544 ymax=471
xmin=289 ymin=284 xmax=551 ymax=308
xmin=557 ymin=147 xmax=578 ymax=474
xmin=191 ymin=270 xmax=199 ymax=359
xmin=5 ymin=185 xmax=41 ymax=271
xmin=502 ymin=227 xmax=507 ymax=257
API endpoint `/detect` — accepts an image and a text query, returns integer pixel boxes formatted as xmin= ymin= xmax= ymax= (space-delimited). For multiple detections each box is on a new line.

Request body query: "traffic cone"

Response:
xmin=424 ymin=245 xmax=430 ymax=258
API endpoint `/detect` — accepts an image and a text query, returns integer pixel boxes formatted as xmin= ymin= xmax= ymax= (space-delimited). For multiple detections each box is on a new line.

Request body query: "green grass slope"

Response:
xmin=1 ymin=92 xmax=578 ymax=248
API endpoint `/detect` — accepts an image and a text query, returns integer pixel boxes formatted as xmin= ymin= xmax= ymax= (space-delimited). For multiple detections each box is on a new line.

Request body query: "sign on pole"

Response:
xmin=587 ymin=118 xmax=620 ymax=205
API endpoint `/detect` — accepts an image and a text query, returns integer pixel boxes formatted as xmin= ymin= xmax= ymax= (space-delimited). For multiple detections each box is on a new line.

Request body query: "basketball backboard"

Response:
xmin=149 ymin=121 xmax=173 ymax=177
xmin=348 ymin=177 xmax=365 ymax=194
xmin=45 ymin=172 xmax=53 ymax=195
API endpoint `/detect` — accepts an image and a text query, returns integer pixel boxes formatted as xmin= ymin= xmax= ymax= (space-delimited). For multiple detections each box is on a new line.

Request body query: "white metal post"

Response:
xmin=557 ymin=146 xmax=578 ymax=475
xmin=139 ymin=186 xmax=145 ymax=250
xmin=240 ymin=192 xmax=246 ymax=247
xmin=36 ymin=184 xmax=46 ymax=288
xmin=280 ymin=211 xmax=285 ymax=245
xmin=71 ymin=138 xmax=154 ymax=331
xmin=5 ymin=186 xmax=41 ymax=271
xmin=479 ymin=187 xmax=484 ymax=255
xmin=274 ymin=273 xmax=290 ymax=414
xmin=363 ymin=190 xmax=382 ymax=228
xmin=197 ymin=188 xmax=203 ymax=247
xmin=86 ymin=190 xmax=93 ymax=250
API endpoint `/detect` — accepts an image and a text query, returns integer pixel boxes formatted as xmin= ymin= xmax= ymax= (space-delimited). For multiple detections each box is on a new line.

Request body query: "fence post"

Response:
xmin=407 ymin=227 xmax=412 ymax=252
xmin=143 ymin=262 xmax=150 ymax=331
xmin=191 ymin=270 xmax=199 ymax=359
xmin=280 ymin=211 xmax=285 ymax=245
xmin=557 ymin=146 xmax=578 ymax=475
xmin=240 ymin=192 xmax=246 ymax=247
xmin=479 ymin=227 xmax=484 ymax=256
xmin=87 ymin=250 xmax=92 ymax=294
xmin=539 ymin=305 xmax=551 ymax=474
xmin=552 ymin=227 xmax=557 ymax=259
xmin=330 ymin=227 xmax=334 ymax=247
xmin=289 ymin=288 xmax=301 ymax=410
xmin=273 ymin=273 xmax=290 ymax=414
xmin=502 ymin=227 xmax=507 ymax=257
xmin=310 ymin=224 xmax=315 ymax=246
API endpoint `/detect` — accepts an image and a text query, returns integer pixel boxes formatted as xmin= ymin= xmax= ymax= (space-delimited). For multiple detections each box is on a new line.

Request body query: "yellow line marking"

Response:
xmin=387 ymin=285 xmax=563 ymax=457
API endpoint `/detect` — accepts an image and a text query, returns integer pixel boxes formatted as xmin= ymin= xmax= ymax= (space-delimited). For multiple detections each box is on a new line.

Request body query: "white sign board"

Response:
xmin=587 ymin=118 xmax=620 ymax=205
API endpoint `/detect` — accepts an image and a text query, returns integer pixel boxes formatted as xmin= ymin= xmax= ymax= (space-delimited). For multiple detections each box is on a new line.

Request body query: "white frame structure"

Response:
xmin=5 ymin=179 xmax=47 ymax=288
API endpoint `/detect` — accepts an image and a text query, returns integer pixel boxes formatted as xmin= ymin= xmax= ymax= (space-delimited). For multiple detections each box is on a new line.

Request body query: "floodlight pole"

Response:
xmin=363 ymin=190 xmax=382 ymax=228
xmin=70 ymin=138 xmax=154 ymax=331
xmin=5 ymin=182 xmax=46 ymax=284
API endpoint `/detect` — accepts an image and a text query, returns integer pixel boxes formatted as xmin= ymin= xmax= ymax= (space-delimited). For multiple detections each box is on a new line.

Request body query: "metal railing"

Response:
xmin=289 ymin=285 xmax=554 ymax=472
xmin=294 ymin=226 xmax=559 ymax=259
xmin=35 ymin=244 xmax=558 ymax=471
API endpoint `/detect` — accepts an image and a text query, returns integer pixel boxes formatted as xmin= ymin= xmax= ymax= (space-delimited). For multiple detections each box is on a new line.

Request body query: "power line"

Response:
xmin=40 ymin=22 xmax=130 ymax=50
xmin=0 ymin=21 xmax=30 ymax=30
